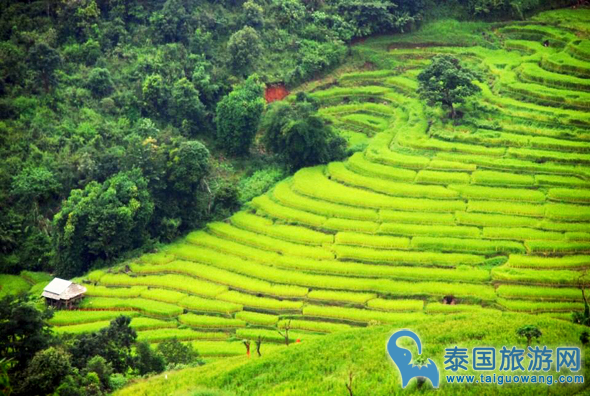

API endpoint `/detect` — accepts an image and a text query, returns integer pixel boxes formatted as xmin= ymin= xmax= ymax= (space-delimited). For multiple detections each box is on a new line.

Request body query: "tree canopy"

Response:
xmin=215 ymin=75 xmax=266 ymax=156
xmin=262 ymin=93 xmax=346 ymax=170
xmin=417 ymin=54 xmax=481 ymax=119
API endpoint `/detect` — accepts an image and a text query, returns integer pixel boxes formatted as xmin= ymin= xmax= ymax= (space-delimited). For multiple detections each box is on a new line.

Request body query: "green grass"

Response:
xmin=379 ymin=210 xmax=455 ymax=225
xmin=207 ymin=222 xmax=334 ymax=260
xmin=333 ymin=244 xmax=484 ymax=267
xmin=448 ymin=184 xmax=545 ymax=203
xmin=49 ymin=310 xmax=141 ymax=326
xmin=328 ymin=162 xmax=460 ymax=199
xmin=379 ymin=223 xmax=480 ymax=238
xmin=411 ymin=237 xmax=526 ymax=255
xmin=492 ymin=266 xmax=589 ymax=286
xmin=455 ymin=211 xmax=539 ymax=228
xmin=216 ymin=291 xmax=303 ymax=312
xmin=497 ymin=298 xmax=584 ymax=313
xmin=250 ymin=195 xmax=326 ymax=227
xmin=79 ymin=297 xmax=183 ymax=318
xmin=307 ymin=290 xmax=376 ymax=305
xmin=234 ymin=311 xmax=279 ymax=326
xmin=548 ymin=188 xmax=590 ymax=204
xmin=366 ymin=299 xmax=424 ymax=312
xmin=415 ymin=170 xmax=471 ymax=185
xmin=98 ymin=272 xmax=226 ymax=298
xmin=335 ymin=232 xmax=410 ymax=249
xmin=273 ymin=180 xmax=379 ymax=221
xmin=424 ymin=303 xmax=485 ymax=313
xmin=137 ymin=329 xmax=228 ymax=343
xmin=277 ymin=319 xmax=352 ymax=333
xmin=229 ymin=212 xmax=333 ymax=245
xmin=482 ymin=227 xmax=563 ymax=241
xmin=496 ymin=285 xmax=582 ymax=301
xmin=179 ymin=313 xmax=246 ymax=329
xmin=507 ymin=254 xmax=590 ymax=269
xmin=235 ymin=328 xmax=321 ymax=343
xmin=347 ymin=152 xmax=416 ymax=182
xmin=116 ymin=311 xmax=590 ymax=396
xmin=467 ymin=200 xmax=545 ymax=217
xmin=525 ymin=240 xmax=590 ymax=254
xmin=0 ymin=274 xmax=31 ymax=297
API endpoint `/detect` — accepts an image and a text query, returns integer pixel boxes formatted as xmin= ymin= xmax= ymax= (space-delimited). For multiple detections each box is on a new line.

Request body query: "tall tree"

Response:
xmin=262 ymin=93 xmax=346 ymax=170
xmin=170 ymin=78 xmax=207 ymax=136
xmin=27 ymin=42 xmax=61 ymax=93
xmin=227 ymin=27 xmax=262 ymax=75
xmin=215 ymin=75 xmax=265 ymax=156
xmin=52 ymin=169 xmax=154 ymax=278
xmin=417 ymin=54 xmax=480 ymax=119
xmin=0 ymin=296 xmax=53 ymax=373
xmin=18 ymin=347 xmax=72 ymax=396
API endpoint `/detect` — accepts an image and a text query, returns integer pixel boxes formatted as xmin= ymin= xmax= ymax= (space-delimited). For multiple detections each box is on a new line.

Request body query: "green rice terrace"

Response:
xmin=19 ymin=7 xmax=590 ymax=395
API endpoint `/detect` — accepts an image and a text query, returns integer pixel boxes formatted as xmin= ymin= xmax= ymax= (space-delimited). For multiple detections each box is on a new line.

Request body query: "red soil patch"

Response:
xmin=265 ymin=84 xmax=290 ymax=103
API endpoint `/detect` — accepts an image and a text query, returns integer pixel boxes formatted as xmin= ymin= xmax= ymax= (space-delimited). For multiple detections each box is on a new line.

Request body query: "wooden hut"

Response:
xmin=42 ymin=278 xmax=87 ymax=309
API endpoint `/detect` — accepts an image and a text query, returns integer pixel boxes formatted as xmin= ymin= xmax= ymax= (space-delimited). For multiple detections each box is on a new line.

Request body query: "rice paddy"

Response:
xmin=46 ymin=9 xmax=590 ymax=367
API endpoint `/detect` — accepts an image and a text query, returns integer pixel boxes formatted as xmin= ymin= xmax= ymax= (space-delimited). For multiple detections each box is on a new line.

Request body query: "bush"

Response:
xmin=262 ymin=94 xmax=346 ymax=170
xmin=87 ymin=68 xmax=113 ymax=97
xmin=238 ymin=167 xmax=286 ymax=204
xmin=227 ymin=27 xmax=261 ymax=74
xmin=215 ymin=75 xmax=265 ymax=156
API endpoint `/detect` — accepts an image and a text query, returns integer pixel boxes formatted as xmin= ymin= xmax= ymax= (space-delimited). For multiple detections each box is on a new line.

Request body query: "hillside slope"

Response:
xmin=51 ymin=6 xmax=590 ymax=383
xmin=116 ymin=312 xmax=589 ymax=395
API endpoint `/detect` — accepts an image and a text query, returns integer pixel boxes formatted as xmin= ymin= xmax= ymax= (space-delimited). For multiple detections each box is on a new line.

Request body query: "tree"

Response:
xmin=53 ymin=169 xmax=154 ymax=278
xmin=572 ymin=274 xmax=590 ymax=326
xmin=333 ymin=0 xmax=414 ymax=37
xmin=580 ymin=331 xmax=589 ymax=346
xmin=262 ymin=93 xmax=346 ymax=170
xmin=156 ymin=338 xmax=200 ymax=366
xmin=0 ymin=295 xmax=53 ymax=373
xmin=135 ymin=341 xmax=165 ymax=375
xmin=244 ymin=1 xmax=264 ymax=28
xmin=417 ymin=54 xmax=481 ymax=119
xmin=278 ymin=320 xmax=292 ymax=346
xmin=27 ymin=42 xmax=61 ymax=93
xmin=243 ymin=340 xmax=251 ymax=357
xmin=149 ymin=0 xmax=191 ymax=44
xmin=170 ymin=78 xmax=206 ymax=136
xmin=215 ymin=75 xmax=265 ymax=156
xmin=0 ymin=358 xmax=11 ymax=396
xmin=227 ymin=27 xmax=262 ymax=74
xmin=87 ymin=68 xmax=114 ymax=97
xmin=69 ymin=316 xmax=137 ymax=373
xmin=345 ymin=368 xmax=355 ymax=396
xmin=255 ymin=336 xmax=263 ymax=357
xmin=516 ymin=325 xmax=542 ymax=349
xmin=85 ymin=356 xmax=112 ymax=392
xmin=18 ymin=347 xmax=72 ymax=396
xmin=142 ymin=74 xmax=168 ymax=118
xmin=11 ymin=166 xmax=59 ymax=211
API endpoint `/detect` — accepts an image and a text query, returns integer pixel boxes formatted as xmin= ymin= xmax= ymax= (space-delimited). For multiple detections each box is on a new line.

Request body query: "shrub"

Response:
xmin=238 ymin=168 xmax=286 ymax=204
xmin=215 ymin=75 xmax=265 ymax=156
xmin=87 ymin=68 xmax=113 ymax=97
xmin=262 ymin=95 xmax=346 ymax=170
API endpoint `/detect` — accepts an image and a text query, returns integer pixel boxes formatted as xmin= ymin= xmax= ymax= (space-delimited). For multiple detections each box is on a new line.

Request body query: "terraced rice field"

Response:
xmin=55 ymin=10 xmax=590 ymax=359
